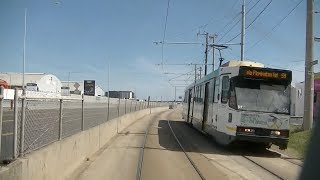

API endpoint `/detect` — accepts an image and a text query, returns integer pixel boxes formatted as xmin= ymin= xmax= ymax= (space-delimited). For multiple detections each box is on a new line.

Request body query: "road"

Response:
xmin=71 ymin=108 xmax=301 ymax=180
xmin=1 ymin=101 xmax=145 ymax=160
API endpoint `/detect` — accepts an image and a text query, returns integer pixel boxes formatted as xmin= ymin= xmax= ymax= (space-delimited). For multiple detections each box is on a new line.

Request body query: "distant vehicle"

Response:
xmin=182 ymin=61 xmax=292 ymax=149
xmin=0 ymin=79 xmax=8 ymax=89
xmin=26 ymin=83 xmax=39 ymax=91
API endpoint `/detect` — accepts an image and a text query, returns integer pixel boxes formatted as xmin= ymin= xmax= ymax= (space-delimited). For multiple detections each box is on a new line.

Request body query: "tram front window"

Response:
xmin=234 ymin=79 xmax=290 ymax=114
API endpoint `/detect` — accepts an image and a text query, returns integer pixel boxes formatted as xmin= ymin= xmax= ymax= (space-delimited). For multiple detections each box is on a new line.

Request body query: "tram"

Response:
xmin=182 ymin=60 xmax=292 ymax=149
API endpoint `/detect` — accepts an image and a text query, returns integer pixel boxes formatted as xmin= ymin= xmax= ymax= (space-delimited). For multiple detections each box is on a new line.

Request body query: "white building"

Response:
xmin=61 ymin=81 xmax=105 ymax=96
xmin=0 ymin=72 xmax=62 ymax=93
xmin=291 ymin=82 xmax=305 ymax=117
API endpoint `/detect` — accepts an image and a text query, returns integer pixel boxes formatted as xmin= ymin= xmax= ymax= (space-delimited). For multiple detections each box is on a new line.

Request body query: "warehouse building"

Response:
xmin=105 ymin=91 xmax=135 ymax=99
xmin=0 ymin=72 xmax=62 ymax=93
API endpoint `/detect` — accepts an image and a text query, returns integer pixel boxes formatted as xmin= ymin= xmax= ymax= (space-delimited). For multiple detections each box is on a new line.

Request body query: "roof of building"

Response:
xmin=0 ymin=72 xmax=58 ymax=86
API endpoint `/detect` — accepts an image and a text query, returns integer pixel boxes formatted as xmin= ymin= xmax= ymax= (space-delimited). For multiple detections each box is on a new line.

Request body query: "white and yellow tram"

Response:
xmin=182 ymin=61 xmax=292 ymax=149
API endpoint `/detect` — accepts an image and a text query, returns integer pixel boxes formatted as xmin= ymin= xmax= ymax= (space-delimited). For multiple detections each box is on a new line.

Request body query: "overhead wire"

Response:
xmin=246 ymin=0 xmax=262 ymax=14
xmin=246 ymin=0 xmax=273 ymax=29
xmin=161 ymin=0 xmax=171 ymax=66
xmin=218 ymin=18 xmax=242 ymax=42
xmin=218 ymin=0 xmax=263 ymax=43
xmin=246 ymin=0 xmax=304 ymax=52
xmin=225 ymin=0 xmax=273 ymax=43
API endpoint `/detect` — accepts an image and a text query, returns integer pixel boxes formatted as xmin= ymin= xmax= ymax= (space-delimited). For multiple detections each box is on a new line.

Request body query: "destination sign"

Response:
xmin=239 ymin=67 xmax=292 ymax=82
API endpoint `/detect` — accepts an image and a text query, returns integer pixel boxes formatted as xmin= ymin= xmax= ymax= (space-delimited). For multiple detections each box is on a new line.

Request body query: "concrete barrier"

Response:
xmin=0 ymin=107 xmax=167 ymax=180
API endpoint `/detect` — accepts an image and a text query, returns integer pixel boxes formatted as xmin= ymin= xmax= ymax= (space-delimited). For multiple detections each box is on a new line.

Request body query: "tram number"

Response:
xmin=280 ymin=73 xmax=287 ymax=79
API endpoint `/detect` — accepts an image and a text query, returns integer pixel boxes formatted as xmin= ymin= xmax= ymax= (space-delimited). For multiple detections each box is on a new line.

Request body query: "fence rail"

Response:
xmin=0 ymin=87 xmax=169 ymax=162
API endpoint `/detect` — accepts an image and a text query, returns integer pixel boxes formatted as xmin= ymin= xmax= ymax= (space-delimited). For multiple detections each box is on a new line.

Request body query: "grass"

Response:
xmin=288 ymin=129 xmax=312 ymax=159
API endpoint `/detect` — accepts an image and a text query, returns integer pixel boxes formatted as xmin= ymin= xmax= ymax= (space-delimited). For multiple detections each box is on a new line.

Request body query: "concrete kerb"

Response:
xmin=68 ymin=109 xmax=169 ymax=180
xmin=0 ymin=107 xmax=168 ymax=180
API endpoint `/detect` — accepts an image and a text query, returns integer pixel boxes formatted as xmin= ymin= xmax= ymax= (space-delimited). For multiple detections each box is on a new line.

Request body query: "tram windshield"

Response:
xmin=232 ymin=78 xmax=290 ymax=114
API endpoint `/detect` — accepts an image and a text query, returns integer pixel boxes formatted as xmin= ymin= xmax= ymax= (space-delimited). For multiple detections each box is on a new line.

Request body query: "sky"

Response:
xmin=0 ymin=0 xmax=319 ymax=100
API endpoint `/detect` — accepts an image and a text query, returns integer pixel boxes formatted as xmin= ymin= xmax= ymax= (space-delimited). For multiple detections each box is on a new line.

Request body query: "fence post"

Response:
xmin=59 ymin=99 xmax=63 ymax=140
xmin=117 ymin=97 xmax=120 ymax=117
xmin=81 ymin=94 xmax=84 ymax=131
xmin=107 ymin=94 xmax=110 ymax=121
xmin=147 ymin=96 xmax=151 ymax=114
xmin=135 ymin=101 xmax=137 ymax=111
xmin=0 ymin=86 xmax=4 ymax=158
xmin=129 ymin=100 xmax=132 ymax=113
xmin=13 ymin=88 xmax=18 ymax=159
xmin=124 ymin=99 xmax=127 ymax=114
xmin=19 ymin=89 xmax=26 ymax=157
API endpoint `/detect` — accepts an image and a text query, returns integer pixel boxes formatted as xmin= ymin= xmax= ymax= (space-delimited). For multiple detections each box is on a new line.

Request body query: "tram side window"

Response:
xmin=229 ymin=79 xmax=237 ymax=109
xmin=221 ymin=76 xmax=230 ymax=104
xmin=199 ymin=85 xmax=203 ymax=102
xmin=212 ymin=78 xmax=219 ymax=103
xmin=195 ymin=86 xmax=198 ymax=102
xmin=184 ymin=91 xmax=188 ymax=103
xmin=214 ymin=78 xmax=219 ymax=103
xmin=209 ymin=79 xmax=215 ymax=103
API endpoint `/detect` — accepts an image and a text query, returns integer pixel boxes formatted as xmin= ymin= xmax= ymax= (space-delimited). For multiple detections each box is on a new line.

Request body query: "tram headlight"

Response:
xmin=271 ymin=130 xmax=281 ymax=136
xmin=238 ymin=127 xmax=255 ymax=133
xmin=244 ymin=128 xmax=255 ymax=133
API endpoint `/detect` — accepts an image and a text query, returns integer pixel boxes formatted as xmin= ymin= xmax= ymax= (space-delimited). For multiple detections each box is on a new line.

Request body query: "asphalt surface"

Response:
xmin=1 ymin=101 xmax=147 ymax=160
xmin=72 ymin=108 xmax=301 ymax=180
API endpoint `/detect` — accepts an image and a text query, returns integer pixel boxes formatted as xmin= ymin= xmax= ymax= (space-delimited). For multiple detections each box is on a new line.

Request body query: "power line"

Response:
xmin=217 ymin=13 xmax=241 ymax=38
xmin=246 ymin=0 xmax=262 ymax=14
xmin=218 ymin=0 xmax=263 ymax=43
xmin=161 ymin=0 xmax=171 ymax=65
xmin=218 ymin=17 xmax=241 ymax=42
xmin=246 ymin=0 xmax=273 ymax=29
xmin=167 ymin=2 xmax=239 ymax=40
xmin=231 ymin=0 xmax=241 ymax=10
xmin=225 ymin=0 xmax=273 ymax=43
xmin=246 ymin=0 xmax=304 ymax=52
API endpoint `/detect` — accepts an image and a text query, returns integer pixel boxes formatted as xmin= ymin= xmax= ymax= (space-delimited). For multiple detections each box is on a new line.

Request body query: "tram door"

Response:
xmin=187 ymin=89 xmax=192 ymax=123
xmin=202 ymin=82 xmax=209 ymax=130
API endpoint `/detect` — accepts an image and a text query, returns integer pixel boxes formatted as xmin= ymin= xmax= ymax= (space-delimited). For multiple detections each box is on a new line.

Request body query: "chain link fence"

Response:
xmin=23 ymin=99 xmax=60 ymax=154
xmin=0 ymin=88 xmax=169 ymax=162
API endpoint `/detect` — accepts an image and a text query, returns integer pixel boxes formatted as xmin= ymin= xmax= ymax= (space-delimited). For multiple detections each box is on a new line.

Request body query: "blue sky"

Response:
xmin=0 ymin=0 xmax=319 ymax=100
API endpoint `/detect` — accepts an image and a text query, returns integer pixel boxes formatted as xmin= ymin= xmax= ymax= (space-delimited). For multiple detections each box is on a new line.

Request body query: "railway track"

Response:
xmin=136 ymin=112 xmax=301 ymax=180
xmin=136 ymin=119 xmax=155 ymax=180
xmin=183 ymin=119 xmax=301 ymax=180
xmin=241 ymin=153 xmax=302 ymax=180
xmin=242 ymin=155 xmax=285 ymax=180
xmin=167 ymin=120 xmax=206 ymax=180
xmin=135 ymin=118 xmax=206 ymax=180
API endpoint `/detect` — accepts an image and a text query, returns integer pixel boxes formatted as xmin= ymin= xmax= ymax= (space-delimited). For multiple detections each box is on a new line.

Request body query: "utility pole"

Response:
xmin=174 ymin=87 xmax=176 ymax=102
xmin=303 ymin=0 xmax=315 ymax=130
xmin=22 ymin=8 xmax=27 ymax=92
xmin=197 ymin=32 xmax=209 ymax=75
xmin=194 ymin=64 xmax=197 ymax=83
xmin=210 ymin=34 xmax=217 ymax=72
xmin=204 ymin=33 xmax=209 ymax=75
xmin=240 ymin=0 xmax=246 ymax=61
